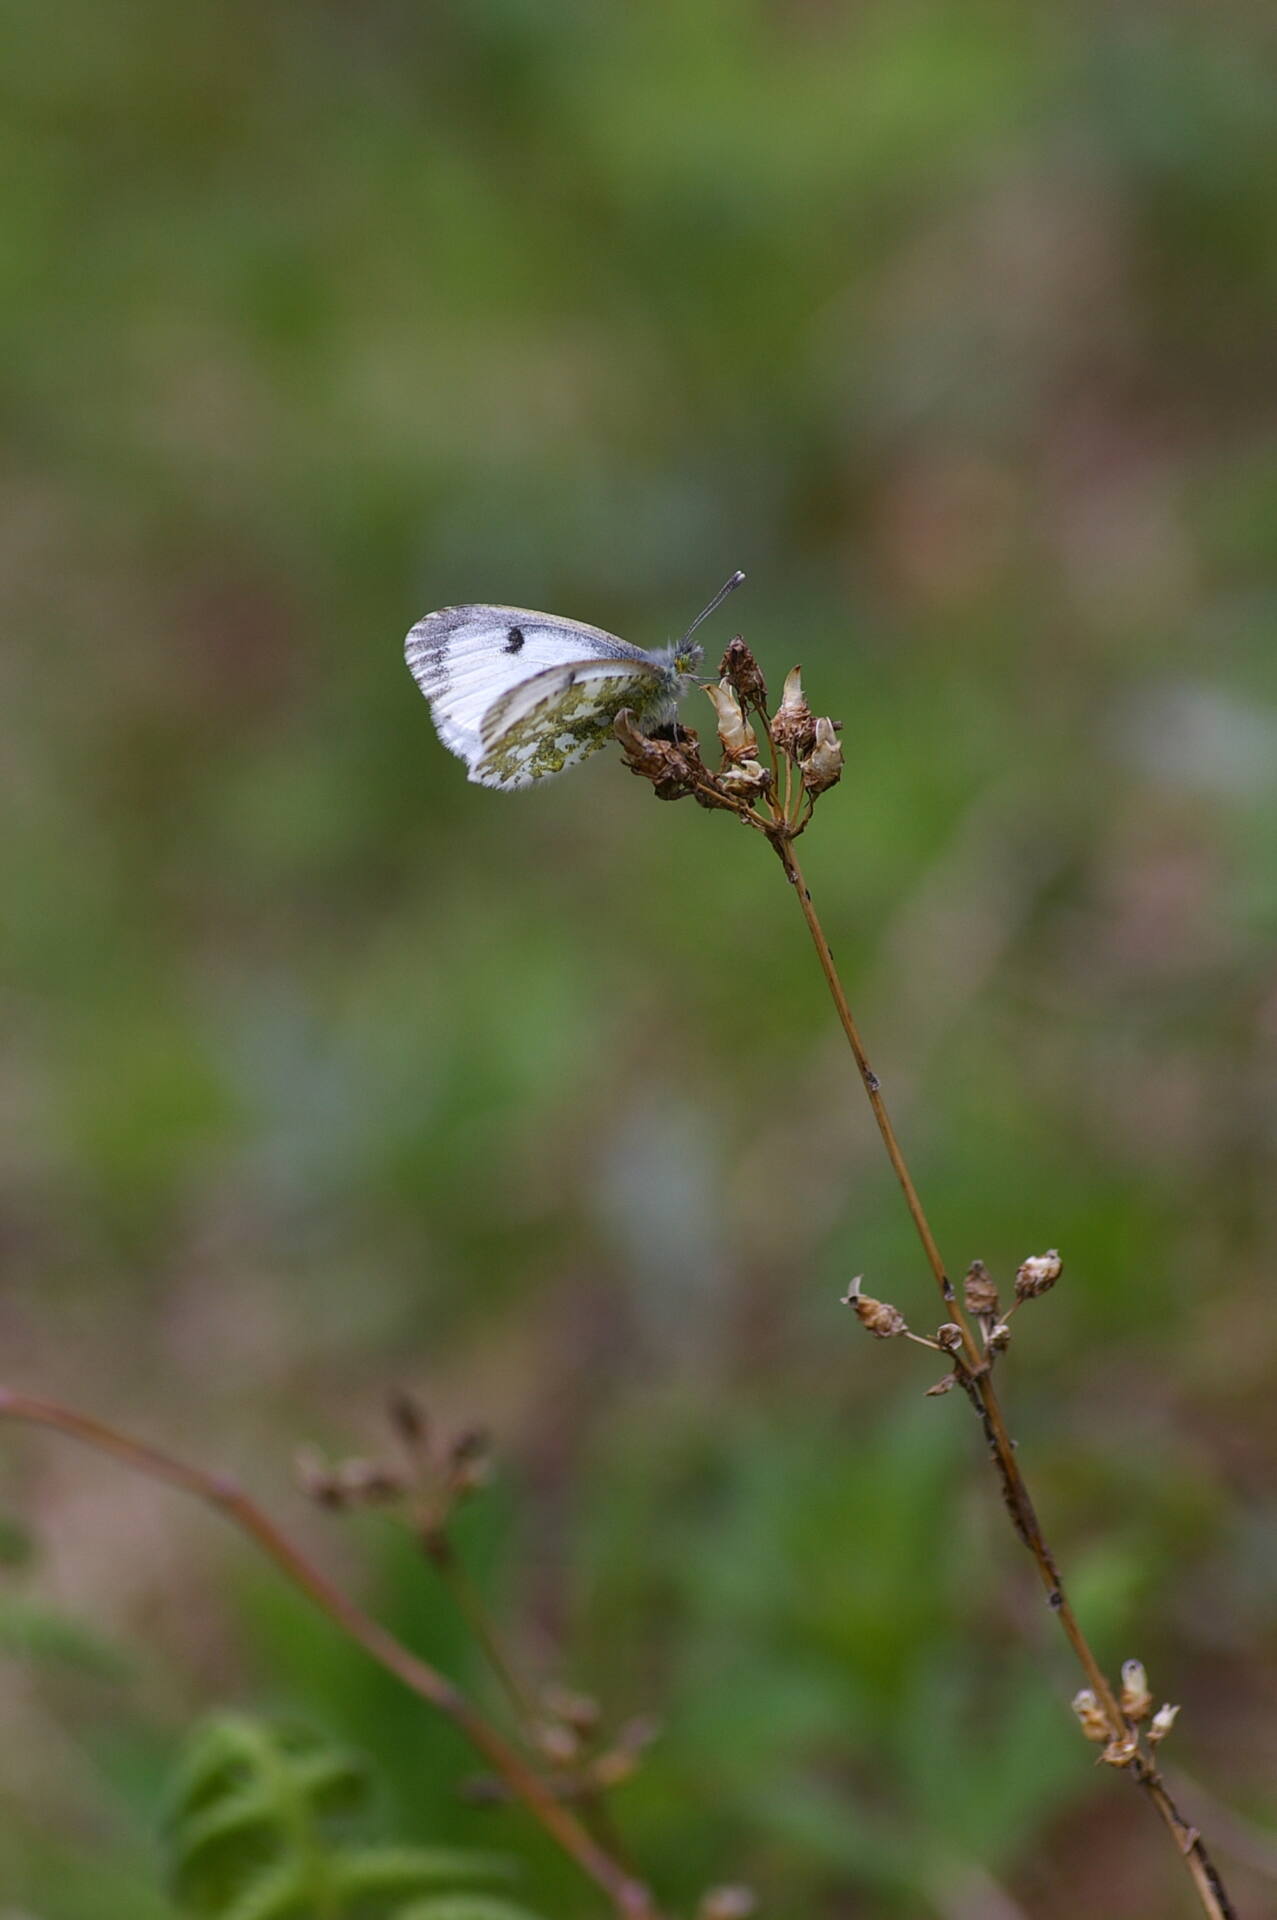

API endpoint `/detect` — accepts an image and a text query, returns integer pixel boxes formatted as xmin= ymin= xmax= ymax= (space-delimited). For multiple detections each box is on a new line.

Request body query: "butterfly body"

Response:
xmin=404 ymin=603 xmax=702 ymax=790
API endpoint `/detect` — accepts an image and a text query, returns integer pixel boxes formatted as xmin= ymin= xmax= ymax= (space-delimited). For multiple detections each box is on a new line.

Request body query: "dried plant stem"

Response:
xmin=0 ymin=1389 xmax=664 ymax=1920
xmin=422 ymin=1523 xmax=540 ymax=1732
xmin=771 ymin=838 xmax=1237 ymax=1920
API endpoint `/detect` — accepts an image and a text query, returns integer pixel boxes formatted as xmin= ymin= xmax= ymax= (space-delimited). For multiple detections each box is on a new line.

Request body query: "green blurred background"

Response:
xmin=3 ymin=2 xmax=1276 ymax=1914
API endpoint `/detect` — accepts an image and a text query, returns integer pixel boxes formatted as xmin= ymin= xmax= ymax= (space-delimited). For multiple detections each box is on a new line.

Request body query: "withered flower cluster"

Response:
xmin=614 ymin=637 xmax=843 ymax=844
xmin=842 ymin=1249 xmax=1067 ymax=1396
xmin=1073 ymin=1656 xmax=1181 ymax=1770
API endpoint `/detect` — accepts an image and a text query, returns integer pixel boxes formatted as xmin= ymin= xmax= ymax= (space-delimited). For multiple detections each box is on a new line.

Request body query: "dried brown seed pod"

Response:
xmin=936 ymin=1322 xmax=965 ymax=1353
xmin=705 ymin=679 xmax=758 ymax=760
xmin=719 ymin=635 xmax=768 ymax=712
xmin=1148 ymin=1702 xmax=1180 ymax=1745
xmin=541 ymin=1684 xmax=602 ymax=1734
xmin=698 ymin=1888 xmax=757 ymax=1920
xmin=1015 ymin=1249 xmax=1063 ymax=1300
xmin=771 ymin=666 xmax=817 ymax=760
xmin=841 ymin=1278 xmax=907 ymax=1338
xmin=1120 ymin=1658 xmax=1152 ymax=1722
xmin=800 ymin=716 xmax=843 ymax=796
xmin=963 ymin=1260 xmax=1000 ymax=1318
xmin=1071 ymin=1688 xmax=1110 ymax=1744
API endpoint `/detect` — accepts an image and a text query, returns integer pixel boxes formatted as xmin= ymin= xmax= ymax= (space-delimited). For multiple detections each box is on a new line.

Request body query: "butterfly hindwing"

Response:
xmin=475 ymin=657 xmax=669 ymax=789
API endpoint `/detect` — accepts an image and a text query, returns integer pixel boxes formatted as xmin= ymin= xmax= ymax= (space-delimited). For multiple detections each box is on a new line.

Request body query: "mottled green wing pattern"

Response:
xmin=476 ymin=658 xmax=672 ymax=790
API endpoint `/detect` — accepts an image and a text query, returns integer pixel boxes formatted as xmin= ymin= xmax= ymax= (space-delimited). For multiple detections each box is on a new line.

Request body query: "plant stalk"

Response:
xmin=771 ymin=836 xmax=1236 ymax=1920
xmin=0 ymin=1389 xmax=664 ymax=1920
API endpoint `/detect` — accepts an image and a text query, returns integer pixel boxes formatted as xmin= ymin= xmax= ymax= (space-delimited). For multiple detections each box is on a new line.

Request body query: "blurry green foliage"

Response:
xmin=165 ymin=1714 xmax=540 ymax=1920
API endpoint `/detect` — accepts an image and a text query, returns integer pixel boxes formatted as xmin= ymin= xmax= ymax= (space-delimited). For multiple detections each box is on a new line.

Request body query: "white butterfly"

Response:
xmin=404 ymin=573 xmax=745 ymax=790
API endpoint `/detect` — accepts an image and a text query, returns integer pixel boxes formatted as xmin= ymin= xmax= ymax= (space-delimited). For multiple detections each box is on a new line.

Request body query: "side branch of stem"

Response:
xmin=0 ymin=1389 xmax=662 ymax=1920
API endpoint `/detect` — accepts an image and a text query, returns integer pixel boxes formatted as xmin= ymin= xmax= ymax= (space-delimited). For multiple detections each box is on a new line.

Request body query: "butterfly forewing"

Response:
xmin=404 ymin=603 xmax=673 ymax=789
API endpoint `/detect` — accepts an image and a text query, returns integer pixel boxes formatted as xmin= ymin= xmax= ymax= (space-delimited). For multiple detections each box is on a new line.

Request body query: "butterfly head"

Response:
xmin=671 ymin=641 xmax=704 ymax=683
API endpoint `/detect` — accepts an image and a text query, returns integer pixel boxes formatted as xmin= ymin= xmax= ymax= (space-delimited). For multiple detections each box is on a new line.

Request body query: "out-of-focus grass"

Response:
xmin=3 ymin=3 xmax=1276 ymax=1915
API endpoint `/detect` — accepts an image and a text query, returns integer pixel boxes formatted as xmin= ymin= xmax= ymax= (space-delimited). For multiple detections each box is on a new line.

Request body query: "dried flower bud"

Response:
xmin=535 ymin=1720 xmax=581 ymax=1765
xmin=771 ymin=666 xmax=817 ymax=760
xmin=614 ymin=710 xmax=700 ymax=802
xmin=986 ymin=1321 xmax=1012 ymax=1353
xmin=800 ymin=716 xmax=843 ymax=796
xmin=698 ymin=1888 xmax=757 ymax=1920
xmin=936 ymin=1322 xmax=965 ymax=1354
xmin=842 ymin=1277 xmax=906 ymax=1338
xmin=591 ymin=1746 xmax=638 ymax=1788
xmin=541 ymin=1685 xmax=602 ymax=1735
xmin=1101 ymin=1733 xmax=1140 ymax=1767
xmin=717 ymin=758 xmax=770 ymax=802
xmin=336 ymin=1457 xmax=404 ymax=1503
xmin=1071 ymin=1688 xmax=1110 ymax=1744
xmin=387 ymin=1389 xmax=430 ymax=1452
xmin=450 ymin=1426 xmax=491 ymax=1466
xmin=592 ymin=1714 xmax=661 ymax=1788
xmin=963 ymin=1260 xmax=1000 ymax=1318
xmin=705 ymin=678 xmax=758 ymax=760
xmin=719 ymin=636 xmax=767 ymax=712
xmin=1148 ymin=1702 xmax=1180 ymax=1745
xmin=925 ymin=1372 xmax=958 ymax=1396
xmin=614 ymin=1713 xmax=661 ymax=1755
xmin=1120 ymin=1659 xmax=1152 ymax=1722
xmin=295 ymin=1446 xmax=343 ymax=1508
xmin=1015 ymin=1250 xmax=1063 ymax=1300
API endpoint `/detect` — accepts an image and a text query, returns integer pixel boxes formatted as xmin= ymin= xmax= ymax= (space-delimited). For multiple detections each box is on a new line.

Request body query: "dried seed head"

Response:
xmin=591 ymin=1746 xmax=638 ymax=1788
xmin=450 ymin=1425 xmax=491 ymax=1466
xmin=698 ymin=1888 xmax=757 ymax=1920
xmin=1101 ymin=1733 xmax=1140 ymax=1767
xmin=717 ymin=758 xmax=771 ymax=802
xmin=1120 ymin=1659 xmax=1152 ymax=1722
xmin=1015 ymin=1249 xmax=1063 ymax=1300
xmin=295 ymin=1446 xmax=344 ymax=1508
xmin=535 ymin=1720 xmax=581 ymax=1766
xmin=963 ymin=1260 xmax=1000 ymax=1318
xmin=719 ymin=636 xmax=767 ymax=712
xmin=842 ymin=1277 xmax=907 ymax=1338
xmin=771 ymin=666 xmax=817 ymax=760
xmin=592 ymin=1714 xmax=661 ymax=1787
xmin=541 ymin=1684 xmax=602 ymax=1735
xmin=1148 ymin=1702 xmax=1180 ymax=1745
xmin=925 ymin=1371 xmax=958 ymax=1396
xmin=705 ymin=678 xmax=758 ymax=760
xmin=1071 ymin=1688 xmax=1110 ymax=1744
xmin=615 ymin=1713 xmax=662 ymax=1755
xmin=387 ymin=1389 xmax=430 ymax=1454
xmin=986 ymin=1321 xmax=1012 ymax=1353
xmin=936 ymin=1322 xmax=965 ymax=1354
xmin=614 ymin=710 xmax=700 ymax=801
xmin=336 ymin=1457 xmax=404 ymax=1503
xmin=800 ymin=716 xmax=843 ymax=796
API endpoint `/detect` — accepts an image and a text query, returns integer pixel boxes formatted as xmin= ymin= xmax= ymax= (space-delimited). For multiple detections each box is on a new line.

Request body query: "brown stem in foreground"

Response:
xmin=771 ymin=836 xmax=1237 ymax=1920
xmin=0 ymin=1389 xmax=664 ymax=1920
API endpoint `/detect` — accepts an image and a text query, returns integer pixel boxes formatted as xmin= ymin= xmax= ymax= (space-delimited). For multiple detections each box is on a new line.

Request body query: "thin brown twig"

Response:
xmin=0 ymin=1388 xmax=665 ymax=1920
xmin=420 ymin=1521 xmax=540 ymax=1733
xmin=769 ymin=834 xmax=1237 ymax=1920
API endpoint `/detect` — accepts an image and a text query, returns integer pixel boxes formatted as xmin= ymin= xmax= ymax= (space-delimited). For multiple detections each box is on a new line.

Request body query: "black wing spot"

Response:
xmin=504 ymin=626 xmax=525 ymax=654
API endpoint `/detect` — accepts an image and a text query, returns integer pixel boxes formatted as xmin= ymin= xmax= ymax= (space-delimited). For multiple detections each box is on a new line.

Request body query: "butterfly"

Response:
xmin=404 ymin=572 xmax=745 ymax=790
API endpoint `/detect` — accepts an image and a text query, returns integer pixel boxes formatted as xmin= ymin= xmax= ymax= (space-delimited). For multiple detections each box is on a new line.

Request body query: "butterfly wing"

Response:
xmin=405 ymin=604 xmax=667 ymax=789
xmin=473 ymin=656 xmax=669 ymax=789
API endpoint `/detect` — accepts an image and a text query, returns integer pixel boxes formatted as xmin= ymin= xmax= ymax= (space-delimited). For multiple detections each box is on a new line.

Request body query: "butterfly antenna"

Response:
xmin=678 ymin=570 xmax=746 ymax=649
